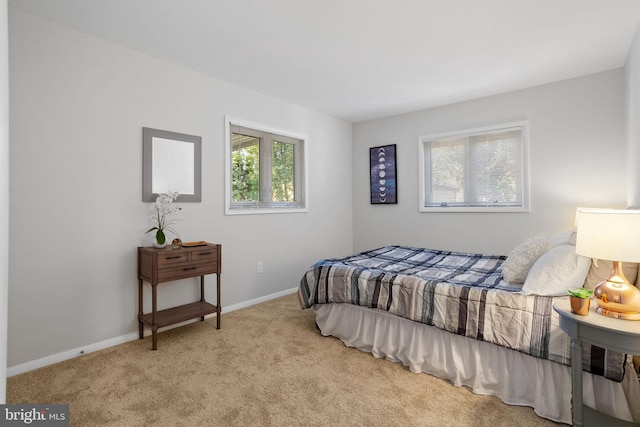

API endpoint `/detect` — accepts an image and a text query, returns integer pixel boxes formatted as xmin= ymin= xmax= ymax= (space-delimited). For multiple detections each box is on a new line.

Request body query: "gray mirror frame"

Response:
xmin=142 ymin=127 xmax=202 ymax=202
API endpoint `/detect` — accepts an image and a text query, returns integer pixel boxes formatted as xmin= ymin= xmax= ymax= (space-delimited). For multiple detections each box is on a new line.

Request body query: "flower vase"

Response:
xmin=153 ymin=238 xmax=166 ymax=248
xmin=153 ymin=231 xmax=167 ymax=248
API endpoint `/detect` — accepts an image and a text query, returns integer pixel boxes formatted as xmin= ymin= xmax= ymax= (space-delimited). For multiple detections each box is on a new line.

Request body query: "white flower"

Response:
xmin=146 ymin=191 xmax=181 ymax=243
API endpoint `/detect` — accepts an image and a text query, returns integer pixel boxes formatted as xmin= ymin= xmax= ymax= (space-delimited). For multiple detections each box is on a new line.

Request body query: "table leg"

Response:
xmin=200 ymin=275 xmax=205 ymax=321
xmin=138 ymin=279 xmax=144 ymax=339
xmin=151 ymin=283 xmax=158 ymax=350
xmin=570 ymin=337 xmax=584 ymax=427
xmin=216 ymin=273 xmax=221 ymax=329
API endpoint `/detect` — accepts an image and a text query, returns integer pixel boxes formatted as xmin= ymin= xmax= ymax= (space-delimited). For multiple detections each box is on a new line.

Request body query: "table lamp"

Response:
xmin=575 ymin=207 xmax=640 ymax=320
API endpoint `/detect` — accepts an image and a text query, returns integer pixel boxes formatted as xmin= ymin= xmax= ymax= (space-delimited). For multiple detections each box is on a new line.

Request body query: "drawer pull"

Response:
xmin=166 ymin=256 xmax=181 ymax=260
xmin=197 ymin=252 xmax=212 ymax=256
xmin=183 ymin=266 xmax=198 ymax=271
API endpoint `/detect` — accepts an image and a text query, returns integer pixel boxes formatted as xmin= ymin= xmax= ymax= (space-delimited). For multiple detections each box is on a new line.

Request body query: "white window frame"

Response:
xmin=225 ymin=116 xmax=308 ymax=215
xmin=418 ymin=121 xmax=530 ymax=213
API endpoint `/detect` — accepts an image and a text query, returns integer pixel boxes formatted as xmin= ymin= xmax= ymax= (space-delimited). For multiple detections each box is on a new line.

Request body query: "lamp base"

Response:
xmin=593 ymin=261 xmax=640 ymax=321
xmin=594 ymin=305 xmax=640 ymax=320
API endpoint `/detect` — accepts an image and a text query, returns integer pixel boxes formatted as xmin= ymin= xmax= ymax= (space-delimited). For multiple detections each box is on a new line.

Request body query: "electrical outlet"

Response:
xmin=257 ymin=262 xmax=263 ymax=274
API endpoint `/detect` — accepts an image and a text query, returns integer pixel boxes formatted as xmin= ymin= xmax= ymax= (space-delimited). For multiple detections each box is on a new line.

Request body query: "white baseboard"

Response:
xmin=7 ymin=287 xmax=298 ymax=377
xmin=222 ymin=287 xmax=298 ymax=313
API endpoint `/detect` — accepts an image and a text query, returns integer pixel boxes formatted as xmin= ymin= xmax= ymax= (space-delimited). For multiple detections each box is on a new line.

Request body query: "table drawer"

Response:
xmin=157 ymin=251 xmax=189 ymax=266
xmin=158 ymin=262 xmax=217 ymax=282
xmin=189 ymin=247 xmax=217 ymax=265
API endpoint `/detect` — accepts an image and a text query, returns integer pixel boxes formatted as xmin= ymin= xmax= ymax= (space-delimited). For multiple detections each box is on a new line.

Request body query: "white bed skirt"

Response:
xmin=313 ymin=303 xmax=640 ymax=424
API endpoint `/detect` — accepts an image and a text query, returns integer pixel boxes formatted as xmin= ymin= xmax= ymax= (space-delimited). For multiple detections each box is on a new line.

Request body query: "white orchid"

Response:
xmin=146 ymin=191 xmax=181 ymax=245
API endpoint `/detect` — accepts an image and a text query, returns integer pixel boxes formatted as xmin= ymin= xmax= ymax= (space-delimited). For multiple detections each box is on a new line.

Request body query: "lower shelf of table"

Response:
xmin=139 ymin=301 xmax=219 ymax=329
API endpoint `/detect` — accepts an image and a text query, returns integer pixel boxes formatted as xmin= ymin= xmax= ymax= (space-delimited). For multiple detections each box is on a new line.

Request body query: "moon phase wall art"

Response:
xmin=369 ymin=144 xmax=397 ymax=204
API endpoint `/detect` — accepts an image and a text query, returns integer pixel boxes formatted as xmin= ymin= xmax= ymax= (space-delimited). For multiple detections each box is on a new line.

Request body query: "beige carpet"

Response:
xmin=7 ymin=293 xmax=560 ymax=426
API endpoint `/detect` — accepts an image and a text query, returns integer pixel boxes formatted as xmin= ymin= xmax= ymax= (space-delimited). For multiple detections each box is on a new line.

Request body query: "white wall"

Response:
xmin=7 ymin=9 xmax=353 ymax=368
xmin=353 ymin=70 xmax=627 ymax=255
xmin=627 ymin=24 xmax=640 ymax=205
xmin=0 ymin=0 xmax=8 ymax=403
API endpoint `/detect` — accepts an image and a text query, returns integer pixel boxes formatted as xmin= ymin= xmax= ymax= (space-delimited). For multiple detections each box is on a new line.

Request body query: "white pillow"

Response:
xmin=522 ymin=244 xmax=591 ymax=296
xmin=549 ymin=229 xmax=577 ymax=248
xmin=501 ymin=233 xmax=550 ymax=284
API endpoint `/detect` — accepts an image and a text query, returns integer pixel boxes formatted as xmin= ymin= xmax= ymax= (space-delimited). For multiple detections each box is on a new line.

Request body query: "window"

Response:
xmin=225 ymin=117 xmax=307 ymax=214
xmin=418 ymin=121 xmax=529 ymax=212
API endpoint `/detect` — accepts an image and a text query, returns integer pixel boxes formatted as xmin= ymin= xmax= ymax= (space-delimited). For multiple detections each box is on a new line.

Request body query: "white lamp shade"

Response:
xmin=575 ymin=208 xmax=640 ymax=263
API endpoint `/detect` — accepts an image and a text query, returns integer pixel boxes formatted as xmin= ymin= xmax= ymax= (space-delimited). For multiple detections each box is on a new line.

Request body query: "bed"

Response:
xmin=298 ymin=237 xmax=640 ymax=425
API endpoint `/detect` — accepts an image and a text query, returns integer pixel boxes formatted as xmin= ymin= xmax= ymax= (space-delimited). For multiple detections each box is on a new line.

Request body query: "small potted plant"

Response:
xmin=567 ymin=287 xmax=593 ymax=315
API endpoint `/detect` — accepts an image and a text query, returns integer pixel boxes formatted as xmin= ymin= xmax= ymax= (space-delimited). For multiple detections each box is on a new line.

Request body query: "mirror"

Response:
xmin=143 ymin=127 xmax=202 ymax=202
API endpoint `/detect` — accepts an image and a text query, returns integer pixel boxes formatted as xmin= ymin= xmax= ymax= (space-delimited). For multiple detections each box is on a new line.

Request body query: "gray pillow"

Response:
xmin=501 ymin=233 xmax=550 ymax=284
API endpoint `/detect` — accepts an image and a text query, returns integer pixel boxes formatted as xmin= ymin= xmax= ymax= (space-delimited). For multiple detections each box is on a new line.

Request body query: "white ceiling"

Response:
xmin=9 ymin=0 xmax=640 ymax=122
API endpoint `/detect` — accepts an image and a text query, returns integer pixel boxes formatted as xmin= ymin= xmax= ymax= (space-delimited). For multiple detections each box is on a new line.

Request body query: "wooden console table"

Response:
xmin=137 ymin=243 xmax=221 ymax=350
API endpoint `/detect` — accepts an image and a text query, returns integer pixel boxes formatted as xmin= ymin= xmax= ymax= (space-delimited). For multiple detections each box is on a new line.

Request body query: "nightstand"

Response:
xmin=554 ymin=300 xmax=640 ymax=427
